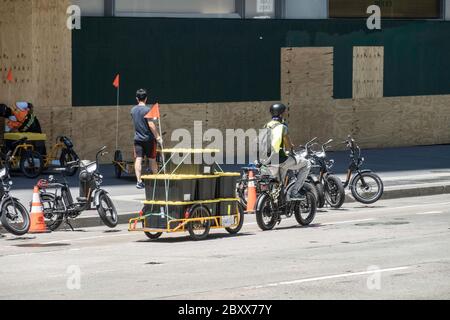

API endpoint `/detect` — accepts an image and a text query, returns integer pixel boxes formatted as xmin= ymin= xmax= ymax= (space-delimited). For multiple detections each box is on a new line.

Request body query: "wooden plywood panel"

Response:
xmin=281 ymin=47 xmax=333 ymax=102
xmin=353 ymin=46 xmax=384 ymax=99
xmin=31 ymin=0 xmax=71 ymax=107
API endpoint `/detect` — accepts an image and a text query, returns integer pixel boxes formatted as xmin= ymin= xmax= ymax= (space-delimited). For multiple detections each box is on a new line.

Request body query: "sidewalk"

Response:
xmin=2 ymin=144 xmax=450 ymax=231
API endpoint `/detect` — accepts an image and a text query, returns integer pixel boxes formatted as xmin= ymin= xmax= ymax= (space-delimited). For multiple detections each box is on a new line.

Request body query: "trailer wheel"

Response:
xmin=144 ymin=232 xmax=163 ymax=239
xmin=187 ymin=205 xmax=211 ymax=241
xmin=114 ymin=150 xmax=123 ymax=179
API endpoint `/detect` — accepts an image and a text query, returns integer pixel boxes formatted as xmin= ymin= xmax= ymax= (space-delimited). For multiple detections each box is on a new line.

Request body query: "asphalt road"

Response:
xmin=0 ymin=194 xmax=449 ymax=300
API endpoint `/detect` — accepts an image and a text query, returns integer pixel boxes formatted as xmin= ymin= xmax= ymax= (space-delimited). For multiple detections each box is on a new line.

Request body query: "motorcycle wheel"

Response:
xmin=324 ymin=175 xmax=346 ymax=209
xmin=0 ymin=198 xmax=30 ymax=236
xmin=315 ymin=182 xmax=326 ymax=208
xmin=97 ymin=193 xmax=119 ymax=228
xmin=225 ymin=202 xmax=245 ymax=234
xmin=293 ymin=191 xmax=317 ymax=226
xmin=60 ymin=149 xmax=79 ymax=177
xmin=255 ymin=194 xmax=277 ymax=231
xmin=20 ymin=150 xmax=43 ymax=178
xmin=40 ymin=193 xmax=64 ymax=231
xmin=351 ymin=172 xmax=384 ymax=204
xmin=187 ymin=205 xmax=211 ymax=241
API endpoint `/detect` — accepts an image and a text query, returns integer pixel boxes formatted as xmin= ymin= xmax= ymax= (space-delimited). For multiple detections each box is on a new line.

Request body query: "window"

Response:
xmin=446 ymin=0 xmax=450 ymax=19
xmin=245 ymin=0 xmax=275 ymax=19
xmin=329 ymin=0 xmax=443 ymax=19
xmin=284 ymin=0 xmax=327 ymax=19
xmin=115 ymin=0 xmax=239 ymax=18
xmin=71 ymin=0 xmax=104 ymax=16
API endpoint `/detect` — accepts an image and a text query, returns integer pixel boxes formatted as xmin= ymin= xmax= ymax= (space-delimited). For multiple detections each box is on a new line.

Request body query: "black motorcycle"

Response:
xmin=307 ymin=139 xmax=346 ymax=209
xmin=0 ymin=142 xmax=30 ymax=236
xmin=255 ymin=148 xmax=317 ymax=231
xmin=342 ymin=136 xmax=384 ymax=204
xmin=38 ymin=146 xmax=118 ymax=231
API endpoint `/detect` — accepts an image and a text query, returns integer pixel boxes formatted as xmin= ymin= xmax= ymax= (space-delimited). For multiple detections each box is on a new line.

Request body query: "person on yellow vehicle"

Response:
xmin=1 ymin=102 xmax=46 ymax=155
xmin=261 ymin=103 xmax=310 ymax=188
xmin=5 ymin=102 xmax=43 ymax=133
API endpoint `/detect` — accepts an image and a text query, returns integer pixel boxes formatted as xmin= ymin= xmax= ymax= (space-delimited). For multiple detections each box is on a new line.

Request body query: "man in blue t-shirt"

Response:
xmin=131 ymin=89 xmax=163 ymax=189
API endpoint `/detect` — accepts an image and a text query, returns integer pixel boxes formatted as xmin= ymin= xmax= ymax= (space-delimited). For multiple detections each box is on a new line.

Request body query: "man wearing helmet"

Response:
xmin=261 ymin=103 xmax=310 ymax=189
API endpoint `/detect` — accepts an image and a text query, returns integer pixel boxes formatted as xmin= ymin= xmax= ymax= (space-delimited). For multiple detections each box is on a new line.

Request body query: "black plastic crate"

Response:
xmin=142 ymin=204 xmax=188 ymax=229
xmin=144 ymin=176 xmax=197 ymax=202
xmin=218 ymin=200 xmax=238 ymax=216
xmin=216 ymin=173 xmax=240 ymax=199
xmin=196 ymin=176 xmax=218 ymax=201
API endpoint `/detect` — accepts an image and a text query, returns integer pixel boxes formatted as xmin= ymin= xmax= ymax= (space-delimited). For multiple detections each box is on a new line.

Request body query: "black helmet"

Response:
xmin=270 ymin=103 xmax=287 ymax=117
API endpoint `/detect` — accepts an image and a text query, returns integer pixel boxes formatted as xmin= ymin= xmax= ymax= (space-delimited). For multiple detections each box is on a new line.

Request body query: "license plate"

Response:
xmin=222 ymin=215 xmax=234 ymax=227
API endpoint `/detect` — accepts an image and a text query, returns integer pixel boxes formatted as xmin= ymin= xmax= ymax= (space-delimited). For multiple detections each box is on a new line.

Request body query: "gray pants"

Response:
xmin=267 ymin=154 xmax=311 ymax=188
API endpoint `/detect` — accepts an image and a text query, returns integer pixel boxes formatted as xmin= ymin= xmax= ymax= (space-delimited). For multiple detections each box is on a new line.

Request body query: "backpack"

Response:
xmin=257 ymin=121 xmax=283 ymax=163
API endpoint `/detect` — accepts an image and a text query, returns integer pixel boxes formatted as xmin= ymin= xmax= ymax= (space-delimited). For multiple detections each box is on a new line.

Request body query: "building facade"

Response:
xmin=1 ymin=0 xmax=450 ymax=161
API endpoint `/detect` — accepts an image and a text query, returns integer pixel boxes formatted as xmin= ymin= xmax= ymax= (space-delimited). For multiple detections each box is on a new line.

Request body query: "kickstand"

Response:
xmin=63 ymin=218 xmax=75 ymax=231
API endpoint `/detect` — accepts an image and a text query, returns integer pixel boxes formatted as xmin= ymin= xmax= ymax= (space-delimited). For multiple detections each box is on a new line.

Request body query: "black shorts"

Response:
xmin=134 ymin=140 xmax=156 ymax=159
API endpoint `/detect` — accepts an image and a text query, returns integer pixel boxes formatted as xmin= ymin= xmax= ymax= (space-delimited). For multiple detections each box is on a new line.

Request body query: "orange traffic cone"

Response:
xmin=29 ymin=186 xmax=50 ymax=234
xmin=246 ymin=170 xmax=257 ymax=213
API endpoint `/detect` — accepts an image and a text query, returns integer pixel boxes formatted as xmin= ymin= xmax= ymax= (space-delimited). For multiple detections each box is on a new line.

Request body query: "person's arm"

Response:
xmin=148 ymin=120 xmax=163 ymax=144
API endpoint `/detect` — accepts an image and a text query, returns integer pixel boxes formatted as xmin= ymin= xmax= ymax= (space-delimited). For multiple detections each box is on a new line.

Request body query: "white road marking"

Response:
xmin=321 ymin=218 xmax=375 ymax=225
xmin=245 ymin=266 xmax=411 ymax=289
xmin=416 ymin=211 xmax=443 ymax=215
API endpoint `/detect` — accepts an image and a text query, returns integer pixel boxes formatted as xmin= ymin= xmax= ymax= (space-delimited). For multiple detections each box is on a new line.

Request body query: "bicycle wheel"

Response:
xmin=97 ymin=192 xmax=119 ymax=228
xmin=0 ymin=198 xmax=30 ymax=236
xmin=40 ymin=193 xmax=64 ymax=231
xmin=293 ymin=188 xmax=317 ymax=226
xmin=114 ymin=150 xmax=123 ymax=179
xmin=351 ymin=172 xmax=384 ymax=204
xmin=20 ymin=150 xmax=43 ymax=178
xmin=255 ymin=194 xmax=277 ymax=231
xmin=187 ymin=205 xmax=211 ymax=241
xmin=324 ymin=175 xmax=346 ymax=209
xmin=315 ymin=182 xmax=326 ymax=208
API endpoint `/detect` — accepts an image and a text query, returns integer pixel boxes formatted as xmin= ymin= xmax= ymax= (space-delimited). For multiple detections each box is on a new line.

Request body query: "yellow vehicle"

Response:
xmin=1 ymin=133 xmax=79 ymax=178
xmin=128 ymin=148 xmax=244 ymax=241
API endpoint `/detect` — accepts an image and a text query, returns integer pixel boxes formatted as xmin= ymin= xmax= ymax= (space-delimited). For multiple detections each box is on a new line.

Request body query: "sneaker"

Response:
xmin=136 ymin=182 xmax=145 ymax=189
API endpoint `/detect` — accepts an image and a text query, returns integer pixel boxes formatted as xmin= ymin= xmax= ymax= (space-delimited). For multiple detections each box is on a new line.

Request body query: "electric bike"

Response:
xmin=342 ymin=136 xmax=384 ymax=204
xmin=0 ymin=140 xmax=30 ymax=236
xmin=38 ymin=146 xmax=118 ymax=231
xmin=308 ymin=139 xmax=345 ymax=209
xmin=255 ymin=147 xmax=317 ymax=231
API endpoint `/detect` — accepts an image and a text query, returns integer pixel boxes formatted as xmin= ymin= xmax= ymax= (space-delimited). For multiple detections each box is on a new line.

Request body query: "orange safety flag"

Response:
xmin=145 ymin=102 xmax=160 ymax=120
xmin=112 ymin=74 xmax=120 ymax=88
xmin=6 ymin=68 xmax=13 ymax=82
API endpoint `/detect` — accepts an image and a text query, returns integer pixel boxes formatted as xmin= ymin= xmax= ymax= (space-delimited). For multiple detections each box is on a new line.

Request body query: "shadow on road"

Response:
xmin=135 ymin=232 xmax=255 ymax=243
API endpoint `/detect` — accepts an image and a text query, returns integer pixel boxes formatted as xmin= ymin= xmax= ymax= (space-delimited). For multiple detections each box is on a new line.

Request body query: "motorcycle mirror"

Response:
xmin=324 ymin=139 xmax=333 ymax=145
xmin=99 ymin=146 xmax=107 ymax=152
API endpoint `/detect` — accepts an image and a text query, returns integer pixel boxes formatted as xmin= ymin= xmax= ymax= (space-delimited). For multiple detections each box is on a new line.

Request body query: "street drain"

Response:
xmin=356 ymin=221 xmax=409 ymax=227
xmin=146 ymin=262 xmax=163 ymax=265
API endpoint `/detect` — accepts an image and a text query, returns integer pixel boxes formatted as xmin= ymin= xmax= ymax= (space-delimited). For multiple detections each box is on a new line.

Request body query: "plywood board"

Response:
xmin=353 ymin=46 xmax=384 ymax=99
xmin=281 ymin=47 xmax=334 ymax=102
